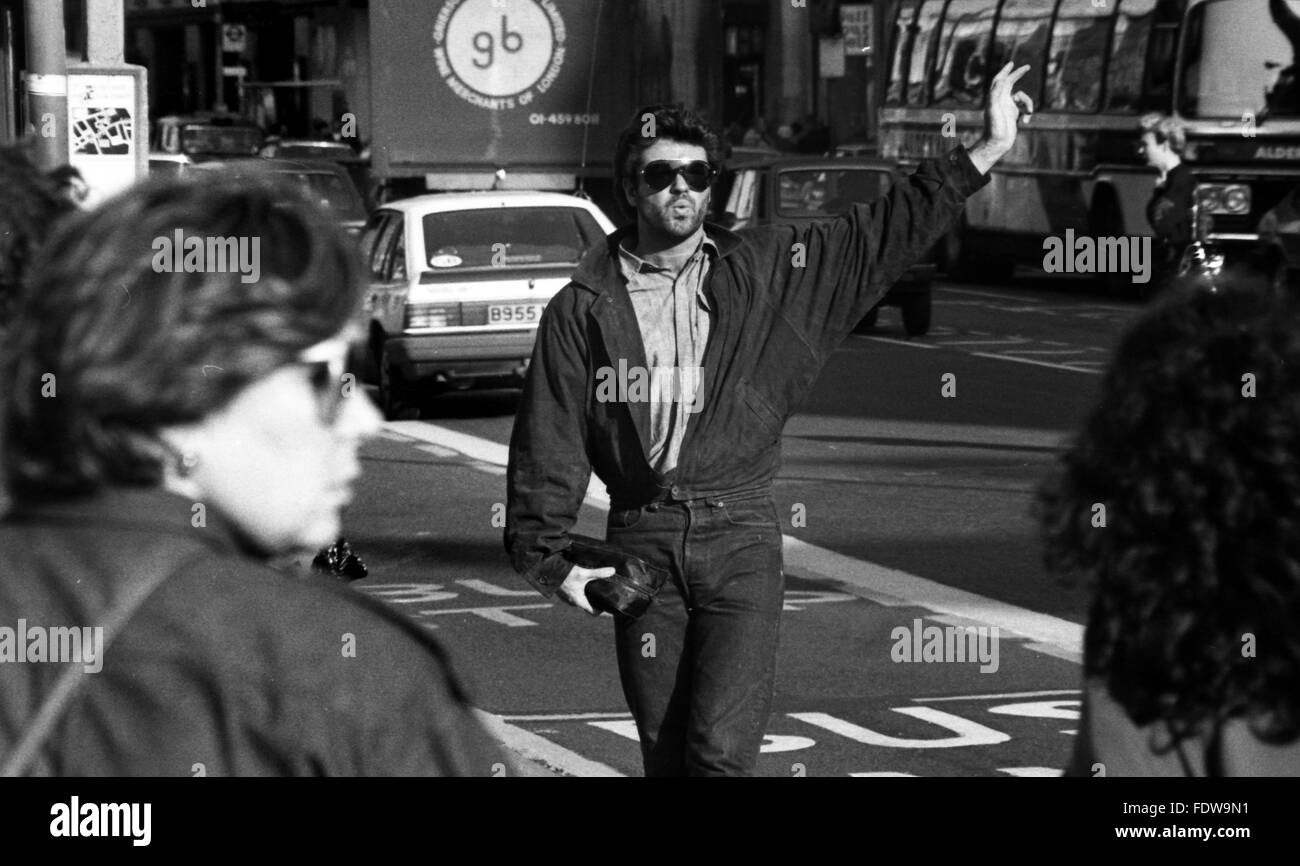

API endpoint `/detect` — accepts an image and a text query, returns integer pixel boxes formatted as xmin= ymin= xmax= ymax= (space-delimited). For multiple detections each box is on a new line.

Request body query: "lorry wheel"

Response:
xmin=378 ymin=344 xmax=411 ymax=421
xmin=855 ymin=305 xmax=880 ymax=332
xmin=902 ymin=292 xmax=932 ymax=336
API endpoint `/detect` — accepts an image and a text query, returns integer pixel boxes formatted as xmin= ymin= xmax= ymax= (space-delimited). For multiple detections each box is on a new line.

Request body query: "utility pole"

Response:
xmin=23 ymin=0 xmax=68 ymax=170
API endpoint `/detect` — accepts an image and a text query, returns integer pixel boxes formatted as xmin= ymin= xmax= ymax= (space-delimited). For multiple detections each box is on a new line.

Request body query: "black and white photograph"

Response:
xmin=1 ymin=0 xmax=1297 ymax=848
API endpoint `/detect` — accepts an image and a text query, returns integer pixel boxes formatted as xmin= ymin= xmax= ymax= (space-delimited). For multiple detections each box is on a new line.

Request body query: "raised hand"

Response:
xmin=969 ymin=63 xmax=1034 ymax=175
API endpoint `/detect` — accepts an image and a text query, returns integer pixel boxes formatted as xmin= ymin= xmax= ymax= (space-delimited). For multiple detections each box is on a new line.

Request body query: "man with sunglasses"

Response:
xmin=507 ymin=66 xmax=1034 ymax=776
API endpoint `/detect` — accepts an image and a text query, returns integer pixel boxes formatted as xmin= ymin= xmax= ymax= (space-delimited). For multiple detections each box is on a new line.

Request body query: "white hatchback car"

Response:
xmin=358 ymin=191 xmax=617 ymax=418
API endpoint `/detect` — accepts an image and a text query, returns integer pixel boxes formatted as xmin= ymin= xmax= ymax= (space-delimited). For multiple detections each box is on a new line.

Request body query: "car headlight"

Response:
xmin=1222 ymin=186 xmax=1251 ymax=214
xmin=1195 ymin=183 xmax=1251 ymax=215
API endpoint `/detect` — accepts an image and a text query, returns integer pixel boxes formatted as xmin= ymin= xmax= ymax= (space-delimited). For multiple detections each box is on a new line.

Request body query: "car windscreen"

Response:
xmin=182 ymin=125 xmax=264 ymax=156
xmin=421 ymin=207 xmax=605 ymax=270
xmin=275 ymin=170 xmax=368 ymax=222
xmin=776 ymin=168 xmax=892 ymax=217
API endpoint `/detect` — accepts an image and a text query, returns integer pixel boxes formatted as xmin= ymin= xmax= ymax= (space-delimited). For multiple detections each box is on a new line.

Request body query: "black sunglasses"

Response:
xmin=639 ymin=159 xmax=717 ymax=193
xmin=297 ymin=340 xmax=351 ymax=426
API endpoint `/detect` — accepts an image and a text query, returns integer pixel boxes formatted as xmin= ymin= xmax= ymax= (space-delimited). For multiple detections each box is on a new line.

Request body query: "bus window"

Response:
xmin=1104 ymin=0 xmax=1158 ymax=112
xmin=1179 ymin=0 xmax=1300 ymax=118
xmin=906 ymin=0 xmax=946 ymax=105
xmin=990 ymin=0 xmax=1054 ymax=106
xmin=932 ymin=0 xmax=999 ymax=108
xmin=886 ymin=1 xmax=923 ymax=106
xmin=1045 ymin=1 xmax=1115 ymax=112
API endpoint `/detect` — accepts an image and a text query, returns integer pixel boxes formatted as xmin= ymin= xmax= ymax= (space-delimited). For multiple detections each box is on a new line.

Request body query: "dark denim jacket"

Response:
xmin=506 ymin=147 xmax=990 ymax=595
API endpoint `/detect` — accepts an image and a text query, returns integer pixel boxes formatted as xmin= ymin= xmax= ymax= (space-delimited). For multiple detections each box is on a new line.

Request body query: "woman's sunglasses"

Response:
xmin=639 ymin=159 xmax=718 ymax=193
xmin=298 ymin=338 xmax=352 ymax=426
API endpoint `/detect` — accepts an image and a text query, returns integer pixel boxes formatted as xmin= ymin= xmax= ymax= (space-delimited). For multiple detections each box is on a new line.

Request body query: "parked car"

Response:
xmin=715 ymin=155 xmax=936 ymax=336
xmin=189 ymin=158 xmax=369 ymax=236
xmin=358 ymin=191 xmax=617 ymax=418
xmin=259 ymin=138 xmax=373 ymax=208
xmin=151 ymin=113 xmax=265 ymax=159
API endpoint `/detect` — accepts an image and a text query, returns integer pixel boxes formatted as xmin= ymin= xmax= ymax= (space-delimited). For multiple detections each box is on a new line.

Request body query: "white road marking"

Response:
xmin=383 ymin=421 xmax=1085 ymax=663
xmin=1002 ymin=349 xmax=1088 ymax=356
xmin=998 ymin=767 xmax=1063 ymax=777
xmin=783 ymin=590 xmax=857 ymax=611
xmin=502 ymin=712 xmax=634 ymax=722
xmin=935 ymin=337 xmax=1033 ymax=346
xmin=988 ymin=700 xmax=1080 ymax=720
xmin=420 ymin=604 xmax=552 ymax=626
xmin=457 ymin=578 xmax=537 ymax=597
xmin=939 ymin=287 xmax=1033 ymax=302
xmin=473 ymin=709 xmax=626 ymax=777
xmin=969 ymin=352 xmax=1102 ymax=375
xmin=861 ymin=335 xmax=938 ymax=349
xmin=912 ymin=689 xmax=1079 ymax=702
xmin=790 ymin=708 xmax=1010 ymax=749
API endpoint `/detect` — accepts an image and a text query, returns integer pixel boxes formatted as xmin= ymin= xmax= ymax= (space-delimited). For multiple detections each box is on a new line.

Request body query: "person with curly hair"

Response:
xmin=1037 ymin=276 xmax=1300 ymax=776
xmin=0 ymin=143 xmax=80 ymax=330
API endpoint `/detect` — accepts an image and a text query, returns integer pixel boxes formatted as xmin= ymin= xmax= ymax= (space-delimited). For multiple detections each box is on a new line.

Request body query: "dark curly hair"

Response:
xmin=1036 ymin=278 xmax=1300 ymax=746
xmin=0 ymin=168 xmax=363 ymax=504
xmin=0 ymin=142 xmax=78 ymax=327
xmin=612 ymin=103 xmax=726 ymax=224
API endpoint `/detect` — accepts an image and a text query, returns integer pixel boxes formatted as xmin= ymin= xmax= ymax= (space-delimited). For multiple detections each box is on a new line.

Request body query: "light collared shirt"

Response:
xmin=616 ymin=233 xmax=715 ymax=473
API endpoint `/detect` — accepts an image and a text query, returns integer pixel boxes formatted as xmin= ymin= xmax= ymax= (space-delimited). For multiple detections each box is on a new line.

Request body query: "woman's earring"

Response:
xmin=177 ymin=450 xmax=200 ymax=477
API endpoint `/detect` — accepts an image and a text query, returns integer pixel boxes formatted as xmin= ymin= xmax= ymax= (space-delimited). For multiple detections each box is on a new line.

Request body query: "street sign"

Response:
xmin=222 ymin=24 xmax=247 ymax=53
xmin=841 ymin=4 xmax=872 ymax=55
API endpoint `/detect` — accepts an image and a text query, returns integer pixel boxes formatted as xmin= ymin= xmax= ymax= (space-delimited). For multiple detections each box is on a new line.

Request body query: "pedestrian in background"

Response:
xmin=1038 ymin=276 xmax=1300 ymax=775
xmin=0 ymin=173 xmax=502 ymax=776
xmin=1139 ymin=112 xmax=1195 ymax=290
xmin=506 ymin=65 xmax=1034 ymax=776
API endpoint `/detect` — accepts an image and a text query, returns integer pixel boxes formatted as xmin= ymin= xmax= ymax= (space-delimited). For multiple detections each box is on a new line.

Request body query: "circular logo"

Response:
xmin=433 ymin=0 xmax=566 ymax=108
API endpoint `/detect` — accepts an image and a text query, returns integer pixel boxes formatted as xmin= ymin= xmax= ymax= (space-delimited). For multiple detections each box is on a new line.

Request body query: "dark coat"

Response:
xmin=506 ymin=147 xmax=989 ymax=595
xmin=0 ymin=487 xmax=503 ymax=776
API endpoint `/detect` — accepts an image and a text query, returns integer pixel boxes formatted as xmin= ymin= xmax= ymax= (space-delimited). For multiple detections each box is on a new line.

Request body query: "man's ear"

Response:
xmin=623 ymin=179 xmax=637 ymax=208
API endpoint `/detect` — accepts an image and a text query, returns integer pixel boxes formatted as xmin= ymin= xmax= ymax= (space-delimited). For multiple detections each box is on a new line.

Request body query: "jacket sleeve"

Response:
xmin=764 ymin=145 xmax=989 ymax=356
xmin=1147 ymin=167 xmax=1194 ymax=243
xmin=504 ymin=287 xmax=592 ymax=597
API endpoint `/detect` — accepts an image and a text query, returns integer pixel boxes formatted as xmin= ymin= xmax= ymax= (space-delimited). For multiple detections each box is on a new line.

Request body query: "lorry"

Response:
xmin=369 ymin=0 xmax=641 ymax=213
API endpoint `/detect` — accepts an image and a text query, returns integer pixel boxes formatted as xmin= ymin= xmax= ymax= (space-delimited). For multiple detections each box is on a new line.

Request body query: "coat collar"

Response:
xmin=572 ymin=222 xmax=739 ymax=467
xmin=570 ymin=221 xmax=743 ymax=296
xmin=6 ymin=485 xmax=249 ymax=557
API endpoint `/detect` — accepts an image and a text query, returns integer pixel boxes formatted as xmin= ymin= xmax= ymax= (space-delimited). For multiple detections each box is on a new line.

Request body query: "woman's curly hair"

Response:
xmin=1037 ymin=279 xmax=1300 ymax=745
xmin=0 ymin=143 xmax=78 ymax=326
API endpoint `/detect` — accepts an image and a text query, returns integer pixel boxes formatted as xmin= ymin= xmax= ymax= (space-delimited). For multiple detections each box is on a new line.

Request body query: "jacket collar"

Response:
xmin=6 ymin=485 xmax=249 ymax=557
xmin=570 ymin=221 xmax=743 ymax=296
xmin=571 ymin=222 xmax=739 ymax=466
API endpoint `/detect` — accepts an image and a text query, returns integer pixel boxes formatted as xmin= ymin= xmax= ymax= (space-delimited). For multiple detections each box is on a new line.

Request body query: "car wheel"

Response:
xmin=854 ymin=305 xmax=880 ymax=332
xmin=902 ymin=291 xmax=932 ymax=336
xmin=377 ymin=343 xmax=410 ymax=421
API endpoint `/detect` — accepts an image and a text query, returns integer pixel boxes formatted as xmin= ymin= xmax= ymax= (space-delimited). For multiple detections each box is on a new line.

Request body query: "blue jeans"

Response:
xmin=606 ymin=490 xmax=785 ymax=776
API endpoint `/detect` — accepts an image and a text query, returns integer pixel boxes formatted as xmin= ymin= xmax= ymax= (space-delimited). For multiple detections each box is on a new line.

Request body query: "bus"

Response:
xmin=879 ymin=0 xmax=1300 ymax=290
